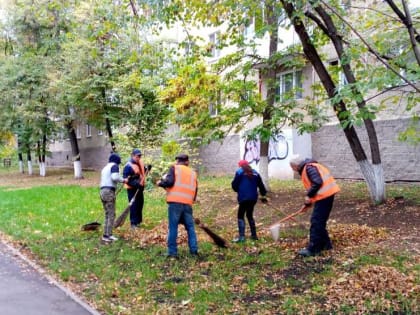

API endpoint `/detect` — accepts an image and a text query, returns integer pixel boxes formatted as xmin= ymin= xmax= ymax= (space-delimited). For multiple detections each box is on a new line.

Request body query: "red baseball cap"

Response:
xmin=238 ymin=160 xmax=249 ymax=167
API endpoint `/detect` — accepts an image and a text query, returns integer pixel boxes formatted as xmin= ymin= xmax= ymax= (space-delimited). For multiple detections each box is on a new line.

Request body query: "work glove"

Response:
xmin=260 ymin=196 xmax=268 ymax=203
xmin=304 ymin=196 xmax=312 ymax=206
xmin=130 ymin=174 xmax=140 ymax=180
xmin=146 ymin=164 xmax=152 ymax=171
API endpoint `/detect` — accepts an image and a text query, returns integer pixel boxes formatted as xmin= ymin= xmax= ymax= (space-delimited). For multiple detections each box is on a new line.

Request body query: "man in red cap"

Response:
xmin=231 ymin=160 xmax=267 ymax=242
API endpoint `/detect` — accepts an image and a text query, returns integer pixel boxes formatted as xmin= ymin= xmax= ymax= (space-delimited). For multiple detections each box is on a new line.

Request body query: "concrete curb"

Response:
xmin=1 ymin=238 xmax=102 ymax=315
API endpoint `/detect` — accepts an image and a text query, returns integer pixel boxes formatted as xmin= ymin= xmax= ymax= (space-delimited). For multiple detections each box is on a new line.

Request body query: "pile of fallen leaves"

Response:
xmin=328 ymin=223 xmax=388 ymax=249
xmin=260 ymin=222 xmax=389 ymax=253
xmin=322 ymin=265 xmax=419 ymax=313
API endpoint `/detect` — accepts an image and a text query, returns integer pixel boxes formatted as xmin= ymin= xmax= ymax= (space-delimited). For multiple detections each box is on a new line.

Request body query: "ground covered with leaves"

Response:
xmin=0 ymin=168 xmax=418 ymax=314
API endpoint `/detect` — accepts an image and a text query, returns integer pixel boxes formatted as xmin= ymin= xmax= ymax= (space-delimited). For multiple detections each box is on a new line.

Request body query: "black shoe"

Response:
xmin=190 ymin=251 xmax=200 ymax=258
xmin=251 ymin=236 xmax=259 ymax=241
xmin=323 ymin=243 xmax=333 ymax=251
xmin=298 ymin=248 xmax=316 ymax=257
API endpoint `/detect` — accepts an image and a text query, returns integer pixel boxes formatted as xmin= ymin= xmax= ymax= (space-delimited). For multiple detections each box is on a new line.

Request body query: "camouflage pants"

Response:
xmin=100 ymin=188 xmax=116 ymax=236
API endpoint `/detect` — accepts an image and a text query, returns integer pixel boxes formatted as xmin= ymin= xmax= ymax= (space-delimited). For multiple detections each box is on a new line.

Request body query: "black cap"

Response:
xmin=175 ymin=153 xmax=189 ymax=161
xmin=109 ymin=153 xmax=121 ymax=165
xmin=132 ymin=148 xmax=142 ymax=156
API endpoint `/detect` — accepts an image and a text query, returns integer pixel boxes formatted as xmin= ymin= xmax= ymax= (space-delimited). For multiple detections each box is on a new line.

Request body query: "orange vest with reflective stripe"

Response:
xmin=166 ymin=165 xmax=197 ymax=205
xmin=124 ymin=160 xmax=146 ymax=189
xmin=302 ymin=163 xmax=340 ymax=202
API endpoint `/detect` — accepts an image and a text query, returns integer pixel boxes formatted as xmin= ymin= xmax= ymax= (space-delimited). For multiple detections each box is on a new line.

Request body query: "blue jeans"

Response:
xmin=167 ymin=203 xmax=198 ymax=256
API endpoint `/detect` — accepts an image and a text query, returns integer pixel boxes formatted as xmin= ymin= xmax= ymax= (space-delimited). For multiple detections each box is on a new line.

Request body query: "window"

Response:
xmin=340 ymin=0 xmax=351 ymax=10
xmin=329 ymin=60 xmax=348 ymax=88
xmin=209 ymin=91 xmax=221 ymax=117
xmin=243 ymin=16 xmax=254 ymax=39
xmin=184 ymin=41 xmax=195 ymax=56
xmin=276 ymin=70 xmax=303 ymax=100
xmin=209 ymin=32 xmax=220 ymax=59
xmin=86 ymin=124 xmax=91 ymax=137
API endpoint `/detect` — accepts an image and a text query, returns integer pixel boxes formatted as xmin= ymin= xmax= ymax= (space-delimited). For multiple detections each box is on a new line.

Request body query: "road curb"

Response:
xmin=0 ymin=238 xmax=102 ymax=315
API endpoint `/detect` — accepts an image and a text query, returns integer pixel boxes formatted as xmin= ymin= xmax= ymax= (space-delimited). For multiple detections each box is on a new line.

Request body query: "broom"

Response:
xmin=114 ymin=166 xmax=152 ymax=228
xmin=194 ymin=218 xmax=228 ymax=248
xmin=114 ymin=189 xmax=139 ymax=228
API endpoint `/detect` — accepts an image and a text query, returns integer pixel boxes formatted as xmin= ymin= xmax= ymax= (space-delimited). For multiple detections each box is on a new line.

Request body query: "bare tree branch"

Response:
xmin=321 ymin=0 xmax=420 ymax=93
xmin=129 ymin=0 xmax=139 ymax=18
xmin=401 ymin=0 xmax=420 ymax=65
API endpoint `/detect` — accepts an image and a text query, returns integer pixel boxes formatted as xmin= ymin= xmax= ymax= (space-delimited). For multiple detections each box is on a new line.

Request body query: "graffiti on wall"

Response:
xmin=269 ymin=134 xmax=289 ymax=161
xmin=243 ymin=139 xmax=260 ymax=164
xmin=243 ymin=134 xmax=289 ymax=164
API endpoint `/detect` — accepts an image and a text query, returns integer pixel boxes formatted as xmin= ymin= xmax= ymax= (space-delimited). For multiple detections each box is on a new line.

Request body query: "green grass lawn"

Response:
xmin=0 ymin=169 xmax=418 ymax=314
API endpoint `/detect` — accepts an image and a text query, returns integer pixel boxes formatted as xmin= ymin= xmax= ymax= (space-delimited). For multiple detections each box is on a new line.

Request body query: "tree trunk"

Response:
xmin=309 ymin=1 xmax=385 ymax=202
xmin=37 ymin=138 xmax=46 ymax=177
xmin=17 ymin=138 xmax=24 ymax=173
xmin=105 ymin=116 xmax=117 ymax=152
xmin=26 ymin=149 xmax=33 ymax=175
xmin=259 ymin=2 xmax=281 ymax=191
xmin=281 ymin=0 xmax=386 ymax=203
xmin=41 ymin=134 xmax=47 ymax=177
xmin=65 ymin=120 xmax=83 ymax=179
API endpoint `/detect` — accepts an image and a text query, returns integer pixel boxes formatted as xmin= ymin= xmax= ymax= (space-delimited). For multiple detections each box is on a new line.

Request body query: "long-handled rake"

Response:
xmin=268 ymin=205 xmax=310 ymax=241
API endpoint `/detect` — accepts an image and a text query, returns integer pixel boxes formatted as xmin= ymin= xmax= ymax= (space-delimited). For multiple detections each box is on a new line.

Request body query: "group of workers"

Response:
xmin=99 ymin=149 xmax=340 ymax=258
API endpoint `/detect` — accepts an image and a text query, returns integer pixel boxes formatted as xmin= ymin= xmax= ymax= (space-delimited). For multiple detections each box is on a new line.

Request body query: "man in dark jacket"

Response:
xmin=290 ymin=155 xmax=340 ymax=257
xmin=157 ymin=154 xmax=198 ymax=259
xmin=123 ymin=148 xmax=146 ymax=229
xmin=231 ymin=160 xmax=267 ymax=242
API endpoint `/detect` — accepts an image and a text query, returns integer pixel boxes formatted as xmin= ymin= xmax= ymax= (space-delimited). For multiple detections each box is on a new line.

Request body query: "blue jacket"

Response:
xmin=231 ymin=168 xmax=267 ymax=203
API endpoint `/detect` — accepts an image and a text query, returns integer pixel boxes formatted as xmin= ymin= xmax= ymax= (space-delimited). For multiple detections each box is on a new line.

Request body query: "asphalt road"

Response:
xmin=0 ymin=241 xmax=101 ymax=315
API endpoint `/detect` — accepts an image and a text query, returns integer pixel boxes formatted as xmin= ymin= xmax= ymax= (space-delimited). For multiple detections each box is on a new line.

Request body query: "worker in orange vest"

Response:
xmin=123 ymin=148 xmax=146 ymax=229
xmin=290 ymin=155 xmax=340 ymax=257
xmin=157 ymin=153 xmax=198 ymax=259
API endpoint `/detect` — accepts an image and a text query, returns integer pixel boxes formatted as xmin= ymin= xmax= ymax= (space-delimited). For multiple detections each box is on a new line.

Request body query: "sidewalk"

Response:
xmin=0 ymin=240 xmax=101 ymax=315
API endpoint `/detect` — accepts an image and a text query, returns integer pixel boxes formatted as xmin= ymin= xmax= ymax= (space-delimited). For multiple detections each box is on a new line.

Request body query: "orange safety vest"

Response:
xmin=166 ymin=165 xmax=197 ymax=205
xmin=124 ymin=160 xmax=146 ymax=189
xmin=302 ymin=163 xmax=340 ymax=202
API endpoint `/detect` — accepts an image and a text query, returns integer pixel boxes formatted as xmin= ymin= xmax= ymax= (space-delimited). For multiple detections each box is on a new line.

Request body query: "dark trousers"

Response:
xmin=308 ymin=194 xmax=335 ymax=253
xmin=237 ymin=200 xmax=257 ymax=237
xmin=127 ymin=187 xmax=144 ymax=226
xmin=237 ymin=200 xmax=257 ymax=222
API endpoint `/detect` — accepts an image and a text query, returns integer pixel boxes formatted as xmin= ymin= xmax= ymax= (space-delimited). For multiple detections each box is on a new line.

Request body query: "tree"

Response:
xmin=0 ymin=0 xmax=72 ymax=177
xmin=160 ymin=0 xmax=419 ymax=203
xmin=160 ymin=0 xmax=310 ymax=189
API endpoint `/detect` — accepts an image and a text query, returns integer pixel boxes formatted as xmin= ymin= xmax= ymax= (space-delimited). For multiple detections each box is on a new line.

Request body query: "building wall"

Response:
xmin=312 ymin=118 xmax=420 ymax=181
xmin=199 ymin=135 xmax=241 ymax=175
xmin=46 ymin=125 xmax=110 ymax=170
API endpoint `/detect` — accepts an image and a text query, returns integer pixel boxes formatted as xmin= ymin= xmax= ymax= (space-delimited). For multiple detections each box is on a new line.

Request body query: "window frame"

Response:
xmin=276 ymin=69 xmax=303 ymax=101
xmin=209 ymin=31 xmax=221 ymax=59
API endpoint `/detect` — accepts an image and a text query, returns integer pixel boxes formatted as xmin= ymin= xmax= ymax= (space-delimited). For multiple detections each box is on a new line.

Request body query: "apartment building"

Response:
xmin=47 ymin=1 xmax=420 ymax=181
